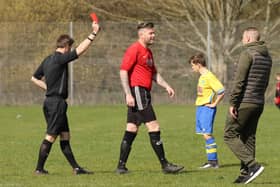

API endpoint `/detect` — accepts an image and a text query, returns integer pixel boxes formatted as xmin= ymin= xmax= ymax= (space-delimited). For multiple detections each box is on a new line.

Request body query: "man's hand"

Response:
xmin=31 ymin=76 xmax=47 ymax=90
xmin=126 ymin=94 xmax=135 ymax=107
xmin=92 ymin=22 xmax=100 ymax=34
xmin=166 ymin=86 xmax=175 ymax=98
xmin=153 ymin=73 xmax=175 ymax=98
xmin=229 ymin=106 xmax=238 ymax=119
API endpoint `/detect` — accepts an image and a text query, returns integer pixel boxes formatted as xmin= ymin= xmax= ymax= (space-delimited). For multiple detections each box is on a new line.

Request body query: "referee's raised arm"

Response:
xmin=75 ymin=21 xmax=100 ymax=56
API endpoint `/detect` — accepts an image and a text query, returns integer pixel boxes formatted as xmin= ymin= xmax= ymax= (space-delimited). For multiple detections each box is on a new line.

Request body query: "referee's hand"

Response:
xmin=92 ymin=22 xmax=100 ymax=35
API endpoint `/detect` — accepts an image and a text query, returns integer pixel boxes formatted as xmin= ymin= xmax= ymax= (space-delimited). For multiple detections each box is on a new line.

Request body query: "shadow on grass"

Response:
xmin=254 ymin=182 xmax=280 ymax=185
xmin=219 ymin=162 xmax=268 ymax=169
xmin=95 ymin=168 xmax=199 ymax=175
xmin=218 ymin=163 xmax=240 ymax=168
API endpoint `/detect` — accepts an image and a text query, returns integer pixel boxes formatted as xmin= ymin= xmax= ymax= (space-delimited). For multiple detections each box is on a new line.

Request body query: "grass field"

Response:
xmin=0 ymin=104 xmax=280 ymax=187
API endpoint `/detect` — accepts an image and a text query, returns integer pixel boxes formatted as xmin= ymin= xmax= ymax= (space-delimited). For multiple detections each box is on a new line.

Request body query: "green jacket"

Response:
xmin=230 ymin=41 xmax=271 ymax=107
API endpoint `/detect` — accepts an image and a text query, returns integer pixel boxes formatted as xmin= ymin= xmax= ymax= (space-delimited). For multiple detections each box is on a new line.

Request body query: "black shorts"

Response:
xmin=43 ymin=97 xmax=69 ymax=135
xmin=127 ymin=86 xmax=157 ymax=125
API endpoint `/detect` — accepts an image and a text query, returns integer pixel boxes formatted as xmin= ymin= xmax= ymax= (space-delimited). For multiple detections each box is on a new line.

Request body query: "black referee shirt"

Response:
xmin=33 ymin=50 xmax=78 ymax=99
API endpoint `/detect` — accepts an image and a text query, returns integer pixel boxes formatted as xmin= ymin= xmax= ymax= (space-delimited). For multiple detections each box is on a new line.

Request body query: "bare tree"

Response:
xmin=87 ymin=0 xmax=280 ymax=83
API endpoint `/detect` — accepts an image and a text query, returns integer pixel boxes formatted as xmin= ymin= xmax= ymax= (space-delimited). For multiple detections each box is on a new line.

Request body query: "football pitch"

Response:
xmin=0 ymin=105 xmax=279 ymax=187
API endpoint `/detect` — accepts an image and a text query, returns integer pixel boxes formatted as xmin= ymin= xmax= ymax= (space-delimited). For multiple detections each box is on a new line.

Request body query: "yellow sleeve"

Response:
xmin=209 ymin=74 xmax=224 ymax=94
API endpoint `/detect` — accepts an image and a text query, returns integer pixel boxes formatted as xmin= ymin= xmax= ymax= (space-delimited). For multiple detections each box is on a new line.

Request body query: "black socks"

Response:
xmin=118 ymin=131 xmax=168 ymax=168
xmin=149 ymin=131 xmax=168 ymax=166
xmin=60 ymin=140 xmax=80 ymax=169
xmin=118 ymin=131 xmax=137 ymax=167
xmin=36 ymin=139 xmax=80 ymax=171
xmin=36 ymin=139 xmax=53 ymax=171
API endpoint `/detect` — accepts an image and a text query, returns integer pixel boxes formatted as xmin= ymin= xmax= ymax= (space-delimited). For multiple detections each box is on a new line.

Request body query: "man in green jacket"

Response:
xmin=224 ymin=27 xmax=272 ymax=184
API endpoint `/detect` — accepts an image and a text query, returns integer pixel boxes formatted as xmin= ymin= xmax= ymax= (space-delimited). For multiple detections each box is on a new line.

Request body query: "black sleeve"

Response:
xmin=33 ymin=61 xmax=44 ymax=80
xmin=57 ymin=50 xmax=78 ymax=64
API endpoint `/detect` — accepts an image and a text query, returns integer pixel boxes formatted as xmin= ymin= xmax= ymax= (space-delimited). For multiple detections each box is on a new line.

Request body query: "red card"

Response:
xmin=90 ymin=13 xmax=99 ymax=23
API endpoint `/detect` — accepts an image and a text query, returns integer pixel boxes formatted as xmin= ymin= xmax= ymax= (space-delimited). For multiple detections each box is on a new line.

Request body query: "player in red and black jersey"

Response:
xmin=116 ymin=22 xmax=184 ymax=174
xmin=275 ymin=73 xmax=280 ymax=109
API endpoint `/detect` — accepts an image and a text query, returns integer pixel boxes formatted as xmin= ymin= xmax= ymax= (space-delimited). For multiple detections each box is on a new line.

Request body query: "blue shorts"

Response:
xmin=196 ymin=106 xmax=216 ymax=135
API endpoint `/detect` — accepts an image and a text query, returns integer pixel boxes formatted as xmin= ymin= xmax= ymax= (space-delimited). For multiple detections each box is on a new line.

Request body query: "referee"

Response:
xmin=31 ymin=21 xmax=99 ymax=175
xmin=116 ymin=22 xmax=184 ymax=174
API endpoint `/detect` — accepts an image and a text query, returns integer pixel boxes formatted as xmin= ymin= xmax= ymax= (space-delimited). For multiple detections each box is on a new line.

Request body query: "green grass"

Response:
xmin=0 ymin=105 xmax=280 ymax=187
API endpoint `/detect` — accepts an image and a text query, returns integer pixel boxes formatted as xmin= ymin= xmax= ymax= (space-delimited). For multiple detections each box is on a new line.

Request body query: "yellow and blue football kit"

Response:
xmin=195 ymin=70 xmax=224 ymax=162
xmin=195 ymin=71 xmax=224 ymax=134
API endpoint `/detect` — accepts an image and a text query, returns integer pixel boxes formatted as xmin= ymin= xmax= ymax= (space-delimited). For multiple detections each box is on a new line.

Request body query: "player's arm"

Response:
xmin=31 ymin=76 xmax=47 ymax=91
xmin=120 ymin=45 xmax=138 ymax=106
xmin=120 ymin=70 xmax=132 ymax=95
xmin=75 ymin=22 xmax=100 ymax=56
xmin=206 ymin=91 xmax=225 ymax=108
xmin=206 ymin=77 xmax=225 ymax=108
xmin=153 ymin=73 xmax=175 ymax=98
xmin=120 ymin=70 xmax=134 ymax=107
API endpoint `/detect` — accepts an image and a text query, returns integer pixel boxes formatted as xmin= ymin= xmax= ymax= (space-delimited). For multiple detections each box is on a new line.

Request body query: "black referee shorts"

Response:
xmin=43 ymin=96 xmax=69 ymax=135
xmin=127 ymin=86 xmax=157 ymax=125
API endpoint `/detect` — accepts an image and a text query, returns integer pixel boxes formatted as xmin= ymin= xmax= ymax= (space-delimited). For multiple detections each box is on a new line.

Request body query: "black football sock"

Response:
xmin=118 ymin=131 xmax=137 ymax=167
xmin=149 ymin=131 xmax=168 ymax=166
xmin=36 ymin=139 xmax=53 ymax=171
xmin=60 ymin=140 xmax=80 ymax=169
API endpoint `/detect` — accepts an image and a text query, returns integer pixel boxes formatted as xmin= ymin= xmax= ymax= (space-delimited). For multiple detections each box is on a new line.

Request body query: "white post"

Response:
xmin=207 ymin=19 xmax=211 ymax=71
xmin=69 ymin=21 xmax=74 ymax=105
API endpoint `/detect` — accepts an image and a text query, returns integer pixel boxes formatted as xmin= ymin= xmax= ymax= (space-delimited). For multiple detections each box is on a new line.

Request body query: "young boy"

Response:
xmin=189 ymin=53 xmax=225 ymax=168
xmin=275 ymin=73 xmax=280 ymax=109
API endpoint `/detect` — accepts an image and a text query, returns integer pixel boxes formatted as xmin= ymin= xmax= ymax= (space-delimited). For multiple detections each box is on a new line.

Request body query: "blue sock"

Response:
xmin=205 ymin=137 xmax=218 ymax=161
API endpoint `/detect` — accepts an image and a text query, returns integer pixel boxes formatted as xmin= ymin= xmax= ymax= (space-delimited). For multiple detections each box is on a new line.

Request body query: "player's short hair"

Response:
xmin=189 ymin=53 xmax=207 ymax=67
xmin=137 ymin=22 xmax=154 ymax=30
xmin=56 ymin=34 xmax=74 ymax=48
xmin=243 ymin=27 xmax=260 ymax=41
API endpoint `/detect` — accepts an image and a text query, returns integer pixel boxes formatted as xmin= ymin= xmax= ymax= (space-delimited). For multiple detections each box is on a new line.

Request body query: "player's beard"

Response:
xmin=147 ymin=38 xmax=154 ymax=46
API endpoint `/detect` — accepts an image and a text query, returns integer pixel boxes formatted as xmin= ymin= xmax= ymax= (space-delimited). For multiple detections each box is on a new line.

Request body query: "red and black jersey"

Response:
xmin=275 ymin=82 xmax=280 ymax=106
xmin=120 ymin=41 xmax=157 ymax=91
xmin=276 ymin=82 xmax=280 ymax=98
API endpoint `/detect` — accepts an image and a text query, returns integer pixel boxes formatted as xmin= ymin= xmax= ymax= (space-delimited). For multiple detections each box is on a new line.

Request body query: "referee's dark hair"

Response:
xmin=137 ymin=22 xmax=154 ymax=30
xmin=189 ymin=53 xmax=207 ymax=67
xmin=56 ymin=34 xmax=75 ymax=48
